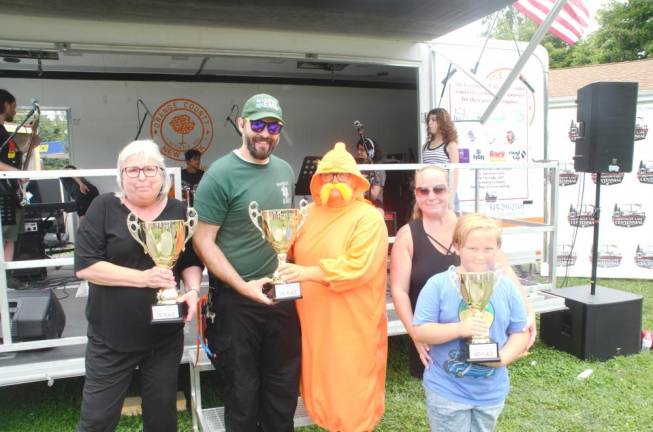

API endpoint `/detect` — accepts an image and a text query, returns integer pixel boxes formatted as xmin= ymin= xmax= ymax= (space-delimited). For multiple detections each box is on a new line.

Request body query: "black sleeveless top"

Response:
xmin=407 ymin=219 xmax=460 ymax=378
xmin=408 ymin=219 xmax=460 ymax=309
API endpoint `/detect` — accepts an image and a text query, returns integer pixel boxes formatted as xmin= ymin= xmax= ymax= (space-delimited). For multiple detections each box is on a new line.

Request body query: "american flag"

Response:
xmin=514 ymin=0 xmax=590 ymax=46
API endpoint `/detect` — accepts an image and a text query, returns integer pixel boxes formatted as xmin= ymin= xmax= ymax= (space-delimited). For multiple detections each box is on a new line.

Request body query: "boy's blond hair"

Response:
xmin=452 ymin=213 xmax=502 ymax=249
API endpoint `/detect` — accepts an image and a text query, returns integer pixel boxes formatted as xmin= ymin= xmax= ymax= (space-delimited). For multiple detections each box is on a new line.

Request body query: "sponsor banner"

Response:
xmin=591 ymin=172 xmax=624 ymax=186
xmin=612 ymin=203 xmax=646 ymax=228
xmin=559 ymin=171 xmax=579 ymax=186
xmin=438 ymin=55 xmax=544 ymax=220
xmin=638 ymin=160 xmax=653 ymax=184
xmin=635 ymin=245 xmax=653 ymax=269
xmin=557 ymin=244 xmax=577 ymax=267
xmin=550 ymin=102 xmax=653 ymax=278
xmin=567 ymin=204 xmax=595 ymax=228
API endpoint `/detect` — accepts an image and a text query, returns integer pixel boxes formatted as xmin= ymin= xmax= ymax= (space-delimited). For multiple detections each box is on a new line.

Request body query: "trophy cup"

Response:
xmin=458 ymin=270 xmax=501 ymax=363
xmin=127 ymin=208 xmax=198 ymax=323
xmin=249 ymin=199 xmax=308 ymax=301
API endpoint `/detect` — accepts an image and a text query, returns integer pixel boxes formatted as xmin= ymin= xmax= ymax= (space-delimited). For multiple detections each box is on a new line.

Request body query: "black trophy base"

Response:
xmin=151 ymin=302 xmax=187 ymax=324
xmin=465 ymin=341 xmax=500 ymax=363
xmin=264 ymin=282 xmax=302 ymax=301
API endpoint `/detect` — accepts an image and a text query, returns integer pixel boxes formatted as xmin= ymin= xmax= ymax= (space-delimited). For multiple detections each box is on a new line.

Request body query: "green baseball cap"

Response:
xmin=241 ymin=93 xmax=284 ymax=124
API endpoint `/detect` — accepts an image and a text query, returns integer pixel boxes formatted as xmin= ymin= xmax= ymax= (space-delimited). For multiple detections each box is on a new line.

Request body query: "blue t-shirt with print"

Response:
xmin=413 ymin=266 xmax=527 ymax=406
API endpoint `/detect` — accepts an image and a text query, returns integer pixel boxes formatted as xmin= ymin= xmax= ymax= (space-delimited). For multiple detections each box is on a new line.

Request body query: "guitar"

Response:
xmin=1 ymin=110 xmax=40 ymax=207
xmin=16 ymin=113 xmax=40 ymax=206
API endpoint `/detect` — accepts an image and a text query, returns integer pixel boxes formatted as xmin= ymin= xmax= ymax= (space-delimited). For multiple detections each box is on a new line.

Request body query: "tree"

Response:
xmin=14 ymin=109 xmax=70 ymax=169
xmin=590 ymin=0 xmax=653 ymax=62
xmin=486 ymin=0 xmax=653 ymax=68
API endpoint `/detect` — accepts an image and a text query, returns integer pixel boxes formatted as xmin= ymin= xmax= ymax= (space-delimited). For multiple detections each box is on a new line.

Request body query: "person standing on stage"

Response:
xmin=422 ymin=108 xmax=460 ymax=212
xmin=181 ymin=149 xmax=204 ymax=187
xmin=0 ymin=89 xmax=39 ymax=268
xmin=180 ymin=149 xmax=205 ymax=206
xmin=60 ymin=165 xmax=100 ymax=219
xmin=192 ymin=94 xmax=300 ymax=431
xmin=75 ymin=140 xmax=203 ymax=432
xmin=278 ymin=142 xmax=389 ymax=432
xmin=355 ymin=137 xmax=385 ymax=208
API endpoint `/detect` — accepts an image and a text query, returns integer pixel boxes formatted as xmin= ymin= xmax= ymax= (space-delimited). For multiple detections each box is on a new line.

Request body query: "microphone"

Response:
xmin=353 ymin=120 xmax=363 ymax=128
xmin=24 ymin=98 xmax=40 ymax=118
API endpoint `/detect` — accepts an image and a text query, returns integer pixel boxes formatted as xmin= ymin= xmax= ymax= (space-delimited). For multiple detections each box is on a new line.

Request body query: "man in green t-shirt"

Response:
xmin=192 ymin=94 xmax=299 ymax=431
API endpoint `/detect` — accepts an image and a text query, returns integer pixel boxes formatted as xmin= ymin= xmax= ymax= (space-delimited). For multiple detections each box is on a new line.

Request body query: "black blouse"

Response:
xmin=75 ymin=193 xmax=202 ymax=352
xmin=408 ymin=219 xmax=460 ymax=309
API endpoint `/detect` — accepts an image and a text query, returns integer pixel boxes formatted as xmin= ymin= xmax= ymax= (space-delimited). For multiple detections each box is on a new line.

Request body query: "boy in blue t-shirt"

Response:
xmin=413 ymin=213 xmax=529 ymax=432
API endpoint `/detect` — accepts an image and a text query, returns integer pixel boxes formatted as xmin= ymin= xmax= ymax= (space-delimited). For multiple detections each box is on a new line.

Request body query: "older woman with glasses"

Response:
xmin=390 ymin=165 xmax=536 ymax=379
xmin=74 ymin=139 xmax=203 ymax=432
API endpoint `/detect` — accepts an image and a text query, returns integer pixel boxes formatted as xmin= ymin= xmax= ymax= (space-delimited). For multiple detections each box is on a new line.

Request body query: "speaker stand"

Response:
xmin=589 ymin=172 xmax=601 ymax=295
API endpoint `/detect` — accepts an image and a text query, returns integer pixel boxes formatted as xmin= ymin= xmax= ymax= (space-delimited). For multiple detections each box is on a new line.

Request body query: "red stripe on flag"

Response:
xmin=568 ymin=0 xmax=590 ymax=18
xmin=514 ymin=3 xmax=577 ymax=45
xmin=513 ymin=0 xmax=590 ymax=46
xmin=564 ymin=2 xmax=589 ymax=28
xmin=519 ymin=0 xmax=583 ymax=39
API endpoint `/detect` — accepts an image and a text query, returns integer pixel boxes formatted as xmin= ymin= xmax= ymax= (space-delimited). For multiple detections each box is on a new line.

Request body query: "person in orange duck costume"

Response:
xmin=278 ymin=142 xmax=389 ymax=432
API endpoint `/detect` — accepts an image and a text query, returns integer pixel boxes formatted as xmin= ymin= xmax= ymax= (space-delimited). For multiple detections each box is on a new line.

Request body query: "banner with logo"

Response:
xmin=433 ymin=47 xmax=545 ymax=220
xmin=150 ymin=98 xmax=214 ymax=161
xmin=550 ymin=98 xmax=653 ymax=278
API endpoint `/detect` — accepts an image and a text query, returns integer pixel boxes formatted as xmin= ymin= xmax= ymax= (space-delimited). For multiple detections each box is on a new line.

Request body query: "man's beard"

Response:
xmin=246 ymin=135 xmax=277 ymax=160
xmin=320 ymin=182 xmax=353 ymax=206
xmin=5 ymin=113 xmax=14 ymax=122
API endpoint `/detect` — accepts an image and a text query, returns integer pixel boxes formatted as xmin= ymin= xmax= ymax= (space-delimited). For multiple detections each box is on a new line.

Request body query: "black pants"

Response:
xmin=207 ymin=285 xmax=300 ymax=432
xmin=77 ymin=330 xmax=184 ymax=432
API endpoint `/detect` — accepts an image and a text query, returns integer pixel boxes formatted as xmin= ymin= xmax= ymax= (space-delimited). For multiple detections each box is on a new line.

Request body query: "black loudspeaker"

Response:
xmin=0 ymin=288 xmax=66 ymax=342
xmin=540 ymin=286 xmax=642 ymax=361
xmin=573 ymin=82 xmax=638 ymax=173
xmin=12 ymin=230 xmax=47 ymax=281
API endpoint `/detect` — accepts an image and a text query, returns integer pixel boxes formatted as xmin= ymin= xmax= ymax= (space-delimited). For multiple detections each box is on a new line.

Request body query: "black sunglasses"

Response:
xmin=415 ymin=184 xmax=448 ymax=197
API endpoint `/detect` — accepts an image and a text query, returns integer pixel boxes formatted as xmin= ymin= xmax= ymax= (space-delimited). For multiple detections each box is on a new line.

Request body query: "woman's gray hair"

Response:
xmin=115 ymin=139 xmax=171 ymax=200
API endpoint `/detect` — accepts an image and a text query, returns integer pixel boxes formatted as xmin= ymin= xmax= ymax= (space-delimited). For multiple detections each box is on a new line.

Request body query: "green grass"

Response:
xmin=0 ymin=278 xmax=652 ymax=431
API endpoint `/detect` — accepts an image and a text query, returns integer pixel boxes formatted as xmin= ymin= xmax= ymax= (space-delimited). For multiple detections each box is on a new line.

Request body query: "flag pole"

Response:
xmin=479 ymin=0 xmax=570 ymax=124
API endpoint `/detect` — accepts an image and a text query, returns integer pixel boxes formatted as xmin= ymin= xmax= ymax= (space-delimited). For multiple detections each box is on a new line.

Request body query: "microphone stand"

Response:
xmin=225 ymin=104 xmax=242 ymax=137
xmin=134 ymin=99 xmax=152 ymax=140
xmin=1 ymin=104 xmax=39 ymax=153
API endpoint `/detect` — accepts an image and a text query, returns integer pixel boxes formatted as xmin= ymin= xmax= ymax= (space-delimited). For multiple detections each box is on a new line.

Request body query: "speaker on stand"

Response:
xmin=542 ymin=82 xmax=643 ymax=361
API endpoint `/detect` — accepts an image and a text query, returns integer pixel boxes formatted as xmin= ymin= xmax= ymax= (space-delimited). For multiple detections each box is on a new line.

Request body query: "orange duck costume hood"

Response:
xmin=310 ymin=142 xmax=370 ymax=206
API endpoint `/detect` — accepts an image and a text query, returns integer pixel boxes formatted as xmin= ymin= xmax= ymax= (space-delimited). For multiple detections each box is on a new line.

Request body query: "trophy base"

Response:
xmin=151 ymin=302 xmax=187 ymax=324
xmin=465 ymin=341 xmax=501 ymax=363
xmin=264 ymin=282 xmax=302 ymax=301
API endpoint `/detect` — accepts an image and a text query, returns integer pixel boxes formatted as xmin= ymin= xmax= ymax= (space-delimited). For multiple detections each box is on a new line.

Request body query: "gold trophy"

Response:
xmin=249 ymin=199 xmax=308 ymax=301
xmin=458 ymin=270 xmax=501 ymax=362
xmin=127 ymin=208 xmax=198 ymax=323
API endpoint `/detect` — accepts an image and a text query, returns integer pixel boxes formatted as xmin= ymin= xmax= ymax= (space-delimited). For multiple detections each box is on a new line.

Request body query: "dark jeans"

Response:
xmin=207 ymin=285 xmax=300 ymax=432
xmin=77 ymin=330 xmax=184 ymax=432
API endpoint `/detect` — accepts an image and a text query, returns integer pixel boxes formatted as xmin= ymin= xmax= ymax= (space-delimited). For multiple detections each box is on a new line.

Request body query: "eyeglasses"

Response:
xmin=249 ymin=119 xmax=283 ymax=135
xmin=123 ymin=165 xmax=160 ymax=178
xmin=323 ymin=172 xmax=350 ymax=182
xmin=415 ymin=184 xmax=448 ymax=197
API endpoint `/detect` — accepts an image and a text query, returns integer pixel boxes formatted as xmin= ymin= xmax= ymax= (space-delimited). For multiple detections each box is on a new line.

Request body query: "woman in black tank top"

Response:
xmin=390 ymin=165 xmax=459 ymax=378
